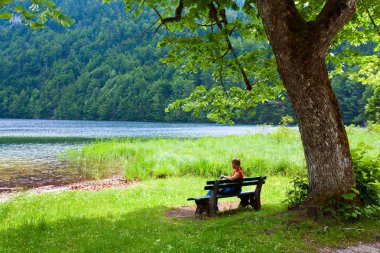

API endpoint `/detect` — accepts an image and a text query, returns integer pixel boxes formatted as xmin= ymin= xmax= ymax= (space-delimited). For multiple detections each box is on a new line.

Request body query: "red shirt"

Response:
xmin=232 ymin=167 xmax=244 ymax=179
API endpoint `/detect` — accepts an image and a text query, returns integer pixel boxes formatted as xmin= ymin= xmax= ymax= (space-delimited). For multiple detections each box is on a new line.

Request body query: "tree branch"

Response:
xmin=256 ymin=0 xmax=307 ymax=37
xmin=152 ymin=0 xmax=183 ymax=33
xmin=255 ymin=0 xmax=308 ymax=62
xmin=158 ymin=0 xmax=183 ymax=24
xmin=311 ymin=0 xmax=357 ymax=52
xmin=123 ymin=19 xmax=159 ymax=43
xmin=152 ymin=1 xmax=253 ymax=90
xmin=219 ymin=65 xmax=227 ymax=94
xmin=256 ymin=0 xmax=357 ymax=60
xmin=366 ymin=9 xmax=380 ymax=37
xmin=153 ymin=8 xmax=170 ymax=33
xmin=208 ymin=2 xmax=253 ymax=91
xmin=205 ymin=48 xmax=230 ymax=63
xmin=196 ymin=22 xmax=218 ymax=27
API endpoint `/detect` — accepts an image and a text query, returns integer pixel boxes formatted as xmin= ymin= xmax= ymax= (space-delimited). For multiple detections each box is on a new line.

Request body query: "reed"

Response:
xmin=66 ymin=126 xmax=380 ymax=180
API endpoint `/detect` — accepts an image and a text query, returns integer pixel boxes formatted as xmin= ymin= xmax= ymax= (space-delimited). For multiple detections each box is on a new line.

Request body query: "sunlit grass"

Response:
xmin=1 ymin=127 xmax=379 ymax=252
xmin=0 ymin=176 xmax=378 ymax=252
xmin=65 ymin=127 xmax=380 ymax=180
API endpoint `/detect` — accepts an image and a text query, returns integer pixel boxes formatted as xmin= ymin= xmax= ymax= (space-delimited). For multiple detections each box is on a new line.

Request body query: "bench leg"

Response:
xmin=239 ymin=195 xmax=250 ymax=208
xmin=249 ymin=195 xmax=255 ymax=209
xmin=194 ymin=200 xmax=219 ymax=216
xmin=207 ymin=199 xmax=219 ymax=217
xmin=195 ymin=200 xmax=208 ymax=215
xmin=253 ymin=194 xmax=261 ymax=211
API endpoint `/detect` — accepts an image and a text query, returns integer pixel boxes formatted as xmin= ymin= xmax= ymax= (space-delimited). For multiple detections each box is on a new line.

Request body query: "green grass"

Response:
xmin=1 ymin=127 xmax=380 ymax=252
xmin=65 ymin=127 xmax=380 ymax=180
xmin=0 ymin=176 xmax=379 ymax=253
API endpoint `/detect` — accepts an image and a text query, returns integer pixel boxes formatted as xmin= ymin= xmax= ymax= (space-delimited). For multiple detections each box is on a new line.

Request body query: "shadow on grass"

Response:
xmin=1 ymin=202 xmax=378 ymax=253
xmin=0 ymin=203 xmax=312 ymax=253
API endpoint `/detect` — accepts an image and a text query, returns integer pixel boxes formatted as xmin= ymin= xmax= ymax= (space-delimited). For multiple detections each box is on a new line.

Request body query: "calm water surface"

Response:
xmin=0 ymin=119 xmax=277 ymax=188
xmin=0 ymin=119 xmax=276 ymax=138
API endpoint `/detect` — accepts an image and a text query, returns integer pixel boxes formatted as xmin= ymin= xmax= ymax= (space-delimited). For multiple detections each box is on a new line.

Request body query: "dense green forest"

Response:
xmin=0 ymin=0 xmax=376 ymax=124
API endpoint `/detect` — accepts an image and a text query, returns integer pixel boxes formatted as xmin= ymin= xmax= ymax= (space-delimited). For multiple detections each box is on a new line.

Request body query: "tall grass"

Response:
xmin=66 ymin=129 xmax=305 ymax=179
xmin=65 ymin=126 xmax=380 ymax=180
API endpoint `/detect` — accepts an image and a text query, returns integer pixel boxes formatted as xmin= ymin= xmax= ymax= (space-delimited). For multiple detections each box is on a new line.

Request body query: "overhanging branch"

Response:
xmin=208 ymin=2 xmax=253 ymax=91
xmin=366 ymin=9 xmax=380 ymax=37
xmin=153 ymin=0 xmax=183 ymax=32
xmin=312 ymin=0 xmax=357 ymax=51
xmin=123 ymin=19 xmax=159 ymax=43
xmin=151 ymin=0 xmax=253 ymax=91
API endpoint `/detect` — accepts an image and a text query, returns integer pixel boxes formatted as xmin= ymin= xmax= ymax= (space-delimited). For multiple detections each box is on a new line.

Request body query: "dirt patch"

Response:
xmin=319 ymin=242 xmax=380 ymax=253
xmin=0 ymin=174 xmax=138 ymax=202
xmin=166 ymin=201 xmax=241 ymax=218
xmin=39 ymin=174 xmax=137 ymax=192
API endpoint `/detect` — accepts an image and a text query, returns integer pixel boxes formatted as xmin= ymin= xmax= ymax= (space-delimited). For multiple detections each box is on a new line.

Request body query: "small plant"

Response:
xmin=270 ymin=126 xmax=299 ymax=142
xmin=340 ymin=144 xmax=380 ymax=220
xmin=345 ymin=124 xmax=360 ymax=135
xmin=271 ymin=115 xmax=297 ymax=143
xmin=280 ymin=115 xmax=294 ymax=126
xmin=367 ymin=121 xmax=380 ymax=133
xmin=352 ymin=144 xmax=380 ymax=207
xmin=286 ymin=174 xmax=308 ymax=209
xmin=286 ymin=144 xmax=380 ymax=220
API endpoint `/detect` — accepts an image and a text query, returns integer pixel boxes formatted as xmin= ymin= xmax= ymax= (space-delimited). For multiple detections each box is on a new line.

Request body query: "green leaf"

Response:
xmin=30 ymin=21 xmax=45 ymax=29
xmin=0 ymin=11 xmax=12 ymax=20
xmin=350 ymin=188 xmax=360 ymax=194
xmin=59 ymin=14 xmax=74 ymax=27
xmin=0 ymin=0 xmax=12 ymax=5
xmin=342 ymin=193 xmax=356 ymax=201
xmin=14 ymin=5 xmax=25 ymax=12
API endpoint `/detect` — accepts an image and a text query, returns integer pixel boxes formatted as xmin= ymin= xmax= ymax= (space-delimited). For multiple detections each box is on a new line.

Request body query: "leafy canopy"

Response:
xmin=2 ymin=0 xmax=379 ymax=123
xmin=0 ymin=0 xmax=73 ymax=28
xmin=108 ymin=0 xmax=379 ymax=123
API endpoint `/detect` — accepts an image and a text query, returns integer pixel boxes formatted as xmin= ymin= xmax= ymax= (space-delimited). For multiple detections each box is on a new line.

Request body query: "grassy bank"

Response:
xmin=1 ymin=127 xmax=379 ymax=252
xmin=1 ymin=176 xmax=379 ymax=252
xmin=65 ymin=127 xmax=380 ymax=180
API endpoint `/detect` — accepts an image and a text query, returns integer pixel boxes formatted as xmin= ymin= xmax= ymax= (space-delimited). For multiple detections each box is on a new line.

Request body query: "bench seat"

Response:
xmin=187 ymin=190 xmax=255 ymax=201
xmin=187 ymin=176 xmax=266 ymax=217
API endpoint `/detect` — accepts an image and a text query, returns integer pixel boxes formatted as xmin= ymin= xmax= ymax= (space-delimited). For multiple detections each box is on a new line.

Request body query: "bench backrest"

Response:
xmin=204 ymin=176 xmax=267 ymax=190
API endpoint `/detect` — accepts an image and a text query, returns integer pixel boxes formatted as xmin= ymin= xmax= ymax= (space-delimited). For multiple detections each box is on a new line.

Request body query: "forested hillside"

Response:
xmin=0 ymin=0 xmax=375 ymax=124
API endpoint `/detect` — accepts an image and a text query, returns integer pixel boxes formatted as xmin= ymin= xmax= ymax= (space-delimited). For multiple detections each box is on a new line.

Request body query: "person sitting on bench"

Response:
xmin=207 ymin=158 xmax=245 ymax=196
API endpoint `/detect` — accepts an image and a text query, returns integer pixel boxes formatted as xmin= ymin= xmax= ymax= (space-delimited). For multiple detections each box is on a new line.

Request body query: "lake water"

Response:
xmin=0 ymin=119 xmax=277 ymax=138
xmin=0 ymin=119 xmax=277 ymax=188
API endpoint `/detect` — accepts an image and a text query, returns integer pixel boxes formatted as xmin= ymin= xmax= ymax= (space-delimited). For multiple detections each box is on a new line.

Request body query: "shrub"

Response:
xmin=367 ymin=121 xmax=380 ymax=133
xmin=270 ymin=126 xmax=299 ymax=142
xmin=286 ymin=174 xmax=308 ymax=209
xmin=286 ymin=144 xmax=380 ymax=220
xmin=280 ymin=115 xmax=294 ymax=126
xmin=341 ymin=144 xmax=380 ymax=220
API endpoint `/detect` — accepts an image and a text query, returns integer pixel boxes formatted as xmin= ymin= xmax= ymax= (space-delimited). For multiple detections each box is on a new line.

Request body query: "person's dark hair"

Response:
xmin=232 ymin=158 xmax=241 ymax=166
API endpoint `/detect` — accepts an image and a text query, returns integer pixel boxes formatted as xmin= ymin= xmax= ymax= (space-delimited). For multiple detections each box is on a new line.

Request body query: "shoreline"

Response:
xmin=0 ymin=174 xmax=137 ymax=202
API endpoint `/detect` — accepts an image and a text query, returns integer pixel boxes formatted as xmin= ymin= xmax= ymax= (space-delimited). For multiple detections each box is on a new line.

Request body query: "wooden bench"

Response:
xmin=187 ymin=176 xmax=267 ymax=217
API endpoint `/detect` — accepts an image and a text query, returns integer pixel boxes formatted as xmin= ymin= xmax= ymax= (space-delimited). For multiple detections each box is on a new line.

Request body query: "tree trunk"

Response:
xmin=279 ymin=52 xmax=355 ymax=205
xmin=256 ymin=0 xmax=357 ymax=205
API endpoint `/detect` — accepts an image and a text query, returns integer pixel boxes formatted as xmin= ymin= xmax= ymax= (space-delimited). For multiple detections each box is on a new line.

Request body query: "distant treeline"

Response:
xmin=0 ymin=0 xmax=375 ymax=125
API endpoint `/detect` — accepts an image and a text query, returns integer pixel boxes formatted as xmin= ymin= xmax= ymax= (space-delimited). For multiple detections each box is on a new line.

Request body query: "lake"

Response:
xmin=0 ymin=119 xmax=278 ymax=188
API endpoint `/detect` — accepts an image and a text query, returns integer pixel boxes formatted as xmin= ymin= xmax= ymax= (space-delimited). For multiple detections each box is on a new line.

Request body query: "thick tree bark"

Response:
xmin=280 ymin=51 xmax=354 ymax=204
xmin=256 ymin=0 xmax=357 ymax=205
